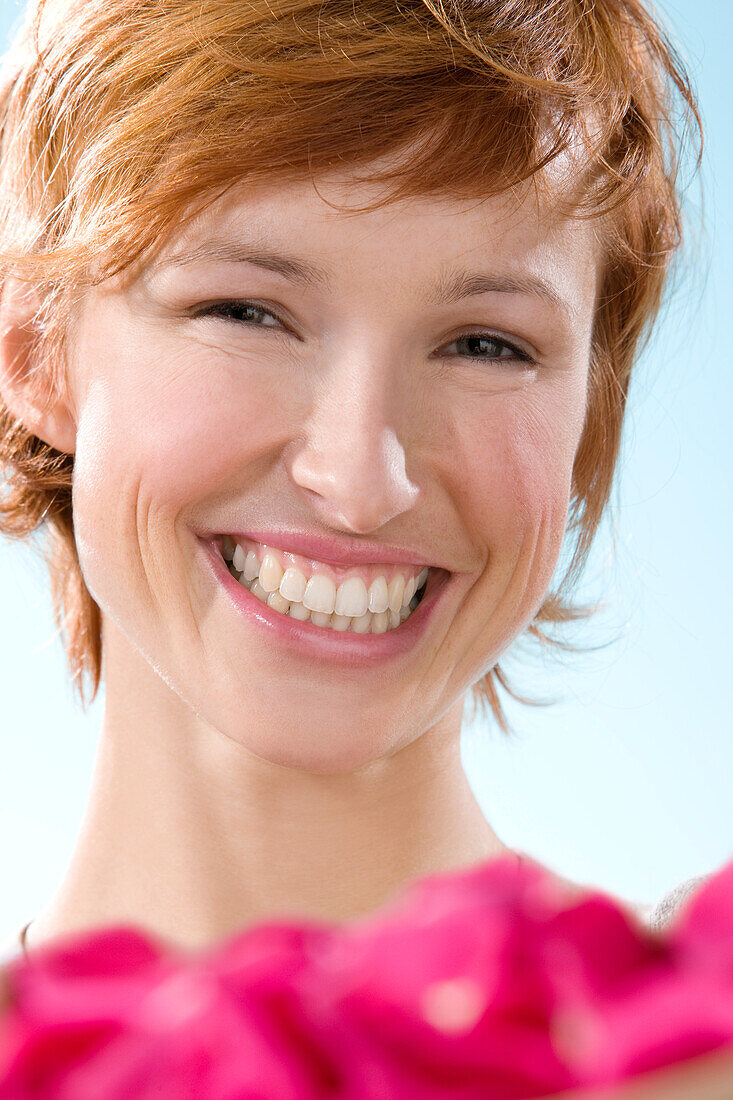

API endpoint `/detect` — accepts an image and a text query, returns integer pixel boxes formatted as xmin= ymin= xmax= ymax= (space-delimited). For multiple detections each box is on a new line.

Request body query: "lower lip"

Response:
xmin=198 ymin=537 xmax=452 ymax=666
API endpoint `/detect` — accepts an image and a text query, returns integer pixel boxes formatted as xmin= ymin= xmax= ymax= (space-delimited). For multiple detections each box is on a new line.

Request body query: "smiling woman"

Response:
xmin=0 ymin=0 xmax=706 ymax=1002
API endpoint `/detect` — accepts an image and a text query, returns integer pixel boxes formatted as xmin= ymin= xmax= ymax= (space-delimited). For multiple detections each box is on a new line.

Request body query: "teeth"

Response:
xmin=309 ymin=610 xmax=332 ymax=627
xmin=259 ymin=552 xmax=284 ymax=593
xmin=243 ymin=550 xmax=260 ymax=582
xmin=250 ymin=578 xmax=269 ymax=603
xmin=371 ymin=610 xmax=390 ymax=635
xmin=303 ymin=574 xmax=337 ymax=614
xmin=233 ymin=574 xmax=428 ymax=633
xmin=350 ymin=611 xmax=373 ymax=633
xmin=367 ymin=576 xmax=389 ymax=614
xmin=267 ymin=590 xmax=291 ymax=614
xmin=388 ymin=573 xmax=405 ymax=614
xmin=279 ymin=566 xmax=307 ymax=602
xmin=233 ymin=543 xmax=247 ymax=572
xmin=335 ymin=576 xmax=369 ymax=617
xmin=224 ymin=539 xmax=434 ymax=634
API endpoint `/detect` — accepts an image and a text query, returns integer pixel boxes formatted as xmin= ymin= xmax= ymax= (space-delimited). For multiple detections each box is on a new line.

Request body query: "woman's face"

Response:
xmin=66 ymin=166 xmax=599 ymax=772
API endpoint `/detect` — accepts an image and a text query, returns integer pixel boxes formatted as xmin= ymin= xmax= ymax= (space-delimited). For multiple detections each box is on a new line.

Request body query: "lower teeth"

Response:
xmin=225 ymin=561 xmax=427 ymax=633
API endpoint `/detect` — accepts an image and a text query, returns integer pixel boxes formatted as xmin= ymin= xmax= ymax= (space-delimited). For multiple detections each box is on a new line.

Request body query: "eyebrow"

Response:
xmin=158 ymin=238 xmax=572 ymax=316
xmin=427 ymin=269 xmax=573 ymax=315
xmin=158 ymin=239 xmax=333 ymax=291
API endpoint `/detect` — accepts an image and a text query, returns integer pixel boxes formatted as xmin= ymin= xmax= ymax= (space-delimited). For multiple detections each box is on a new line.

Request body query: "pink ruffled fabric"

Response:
xmin=0 ymin=855 xmax=731 ymax=1099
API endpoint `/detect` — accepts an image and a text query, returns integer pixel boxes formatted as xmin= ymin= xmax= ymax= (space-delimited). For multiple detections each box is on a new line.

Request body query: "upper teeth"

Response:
xmin=222 ymin=536 xmax=428 ymax=618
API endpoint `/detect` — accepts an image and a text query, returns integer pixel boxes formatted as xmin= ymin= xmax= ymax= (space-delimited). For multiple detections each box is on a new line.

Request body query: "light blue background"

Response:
xmin=1 ymin=0 xmax=730 ymax=939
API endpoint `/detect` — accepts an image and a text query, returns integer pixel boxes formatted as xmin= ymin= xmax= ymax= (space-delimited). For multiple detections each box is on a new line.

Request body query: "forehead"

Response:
xmin=148 ymin=159 xmax=602 ymax=316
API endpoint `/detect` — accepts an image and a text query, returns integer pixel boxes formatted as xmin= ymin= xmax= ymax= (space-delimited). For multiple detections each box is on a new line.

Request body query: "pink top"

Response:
xmin=0 ymin=875 xmax=710 ymax=967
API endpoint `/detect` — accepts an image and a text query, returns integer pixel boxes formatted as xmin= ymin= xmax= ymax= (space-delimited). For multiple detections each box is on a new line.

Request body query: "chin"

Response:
xmin=214 ymin=698 xmax=409 ymax=775
xmin=239 ymin=737 xmax=391 ymax=776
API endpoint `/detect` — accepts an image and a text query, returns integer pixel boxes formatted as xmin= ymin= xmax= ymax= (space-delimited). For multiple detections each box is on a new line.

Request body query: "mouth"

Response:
xmin=217 ymin=533 xmax=434 ymax=634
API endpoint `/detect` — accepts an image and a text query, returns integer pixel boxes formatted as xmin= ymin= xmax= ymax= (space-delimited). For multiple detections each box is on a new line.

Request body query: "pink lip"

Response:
xmin=198 ymin=537 xmax=452 ymax=667
xmin=204 ymin=527 xmax=437 ymax=570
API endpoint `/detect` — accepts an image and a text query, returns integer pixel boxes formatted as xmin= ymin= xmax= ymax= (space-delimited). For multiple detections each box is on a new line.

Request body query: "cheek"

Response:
xmin=454 ymin=385 xmax=585 ymax=557
xmin=70 ymin=345 xmax=285 ymax=598
xmin=123 ymin=354 xmax=288 ymax=503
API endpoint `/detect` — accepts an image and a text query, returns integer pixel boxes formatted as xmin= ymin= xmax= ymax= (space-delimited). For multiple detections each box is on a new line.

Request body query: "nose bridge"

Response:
xmin=286 ymin=344 xmax=420 ymax=533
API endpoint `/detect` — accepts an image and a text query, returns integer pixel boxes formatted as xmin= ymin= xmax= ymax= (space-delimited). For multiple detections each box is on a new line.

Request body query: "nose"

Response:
xmin=285 ymin=350 xmax=420 ymax=534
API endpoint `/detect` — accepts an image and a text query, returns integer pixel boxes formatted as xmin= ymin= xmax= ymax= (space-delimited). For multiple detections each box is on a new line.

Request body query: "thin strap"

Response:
xmin=19 ymin=920 xmax=32 ymax=960
xmin=648 ymin=874 xmax=710 ymax=932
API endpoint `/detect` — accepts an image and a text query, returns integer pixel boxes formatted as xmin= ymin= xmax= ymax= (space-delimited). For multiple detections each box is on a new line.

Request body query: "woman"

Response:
xmin=0 ymin=0 xmax=707 ymax=968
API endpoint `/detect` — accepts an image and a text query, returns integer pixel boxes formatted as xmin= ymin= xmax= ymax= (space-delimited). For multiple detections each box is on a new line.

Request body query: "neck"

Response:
xmin=25 ymin=627 xmax=511 ymax=956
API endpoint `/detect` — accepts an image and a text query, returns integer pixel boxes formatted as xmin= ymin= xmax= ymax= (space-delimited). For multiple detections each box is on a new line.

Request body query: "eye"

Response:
xmin=437 ymin=332 xmax=535 ymax=365
xmin=193 ymin=299 xmax=286 ymax=329
xmin=191 ymin=304 xmax=533 ymax=364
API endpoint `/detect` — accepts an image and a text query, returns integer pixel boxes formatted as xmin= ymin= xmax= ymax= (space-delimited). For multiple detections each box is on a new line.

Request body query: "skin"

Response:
xmin=0 ymin=161 xmax=600 ymax=954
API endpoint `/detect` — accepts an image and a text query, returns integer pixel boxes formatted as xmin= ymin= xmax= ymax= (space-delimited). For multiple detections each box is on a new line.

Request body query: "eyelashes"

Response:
xmin=196 ymin=301 xmax=285 ymax=328
xmin=436 ymin=333 xmax=534 ymax=364
xmin=193 ymin=299 xmax=536 ymax=366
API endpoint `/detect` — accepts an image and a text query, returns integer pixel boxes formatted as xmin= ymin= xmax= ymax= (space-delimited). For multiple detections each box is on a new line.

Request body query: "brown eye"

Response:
xmin=196 ymin=300 xmax=283 ymax=327
xmin=440 ymin=333 xmax=534 ymax=364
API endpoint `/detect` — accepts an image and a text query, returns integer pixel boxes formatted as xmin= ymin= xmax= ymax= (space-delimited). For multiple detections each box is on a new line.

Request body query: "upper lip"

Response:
xmin=208 ymin=528 xmax=444 ymax=570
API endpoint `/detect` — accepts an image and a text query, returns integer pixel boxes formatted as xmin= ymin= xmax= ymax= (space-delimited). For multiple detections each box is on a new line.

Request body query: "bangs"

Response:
xmin=0 ymin=0 xmax=697 ymax=286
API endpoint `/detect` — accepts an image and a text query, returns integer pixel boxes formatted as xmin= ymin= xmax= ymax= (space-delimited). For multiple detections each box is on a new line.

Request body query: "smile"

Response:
xmin=219 ymin=534 xmax=430 ymax=634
